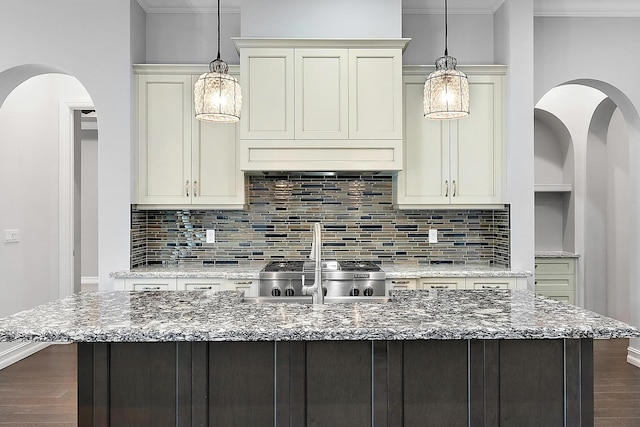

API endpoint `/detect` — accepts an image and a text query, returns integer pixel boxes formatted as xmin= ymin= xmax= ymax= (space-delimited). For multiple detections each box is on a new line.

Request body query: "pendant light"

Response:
xmin=423 ymin=0 xmax=469 ymax=120
xmin=194 ymin=0 xmax=241 ymax=122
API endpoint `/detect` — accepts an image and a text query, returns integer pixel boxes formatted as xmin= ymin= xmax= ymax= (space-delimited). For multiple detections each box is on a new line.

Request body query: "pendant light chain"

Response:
xmin=444 ymin=0 xmax=448 ymax=56
xmin=217 ymin=0 xmax=221 ymax=61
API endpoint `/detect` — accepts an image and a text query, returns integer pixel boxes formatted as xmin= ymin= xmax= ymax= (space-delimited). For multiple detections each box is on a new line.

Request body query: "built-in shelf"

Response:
xmin=534 ymin=184 xmax=572 ymax=193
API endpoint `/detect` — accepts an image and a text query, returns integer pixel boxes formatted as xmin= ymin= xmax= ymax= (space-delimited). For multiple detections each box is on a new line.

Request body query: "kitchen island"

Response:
xmin=0 ymin=290 xmax=637 ymax=427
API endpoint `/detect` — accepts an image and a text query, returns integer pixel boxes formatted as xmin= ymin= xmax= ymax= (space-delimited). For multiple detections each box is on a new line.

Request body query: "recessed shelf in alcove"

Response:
xmin=534 ymin=184 xmax=572 ymax=193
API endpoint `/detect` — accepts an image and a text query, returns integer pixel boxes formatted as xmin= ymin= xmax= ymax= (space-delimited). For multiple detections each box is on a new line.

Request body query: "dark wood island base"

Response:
xmin=78 ymin=339 xmax=593 ymax=427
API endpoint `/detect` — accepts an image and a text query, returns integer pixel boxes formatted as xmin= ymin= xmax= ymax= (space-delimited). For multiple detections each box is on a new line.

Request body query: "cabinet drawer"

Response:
xmin=385 ymin=279 xmax=417 ymax=293
xmin=467 ymin=278 xmax=516 ymax=290
xmin=536 ymin=290 xmax=575 ymax=305
xmin=231 ymin=280 xmax=258 ymax=297
xmin=534 ymin=258 xmax=575 ymax=275
xmin=133 ymin=283 xmax=171 ymax=291
xmin=420 ymin=278 xmax=465 ymax=290
xmin=125 ymin=278 xmax=177 ymax=291
xmin=177 ymin=278 xmax=226 ymax=291
xmin=535 ymin=276 xmax=573 ymax=291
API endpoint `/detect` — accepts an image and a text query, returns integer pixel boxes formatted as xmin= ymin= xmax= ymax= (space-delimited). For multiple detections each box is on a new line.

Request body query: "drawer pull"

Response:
xmin=235 ymin=281 xmax=253 ymax=285
xmin=141 ymin=286 xmax=162 ymax=290
xmin=481 ymin=285 xmax=500 ymax=289
xmin=392 ymin=280 xmax=410 ymax=284
xmin=192 ymin=285 xmax=212 ymax=290
xmin=430 ymin=285 xmax=448 ymax=289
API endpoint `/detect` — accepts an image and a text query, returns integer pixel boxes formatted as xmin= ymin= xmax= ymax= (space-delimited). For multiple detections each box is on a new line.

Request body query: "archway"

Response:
xmin=0 ymin=64 xmax=97 ymax=368
xmin=535 ymin=80 xmax=640 ymax=368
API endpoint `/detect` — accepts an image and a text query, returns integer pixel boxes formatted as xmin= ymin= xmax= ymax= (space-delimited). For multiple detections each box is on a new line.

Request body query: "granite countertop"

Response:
xmin=383 ymin=265 xmax=531 ymax=279
xmin=0 ymin=290 xmax=636 ymax=343
xmin=111 ymin=264 xmax=531 ymax=280
xmin=110 ymin=265 xmax=261 ymax=279
xmin=535 ymin=251 xmax=580 ymax=258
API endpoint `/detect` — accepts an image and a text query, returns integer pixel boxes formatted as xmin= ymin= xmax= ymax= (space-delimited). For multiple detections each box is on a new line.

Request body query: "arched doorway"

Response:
xmin=0 ymin=64 xmax=97 ymax=367
xmin=535 ymin=80 xmax=640 ymax=368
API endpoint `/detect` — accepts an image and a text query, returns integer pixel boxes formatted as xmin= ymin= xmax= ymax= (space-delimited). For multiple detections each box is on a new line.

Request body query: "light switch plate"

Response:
xmin=206 ymin=229 xmax=216 ymax=244
xmin=428 ymin=229 xmax=437 ymax=244
xmin=4 ymin=229 xmax=20 ymax=243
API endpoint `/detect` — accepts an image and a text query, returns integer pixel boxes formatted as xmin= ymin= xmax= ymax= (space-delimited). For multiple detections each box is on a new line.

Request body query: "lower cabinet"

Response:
xmin=385 ymin=278 xmax=417 ymax=294
xmin=535 ymin=257 xmax=576 ymax=304
xmin=417 ymin=277 xmax=517 ymax=290
xmin=114 ymin=277 xmax=258 ymax=296
xmin=78 ymin=339 xmax=594 ymax=427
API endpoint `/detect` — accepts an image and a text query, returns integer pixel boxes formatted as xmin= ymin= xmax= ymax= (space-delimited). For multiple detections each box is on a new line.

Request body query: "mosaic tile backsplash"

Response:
xmin=131 ymin=174 xmax=510 ymax=268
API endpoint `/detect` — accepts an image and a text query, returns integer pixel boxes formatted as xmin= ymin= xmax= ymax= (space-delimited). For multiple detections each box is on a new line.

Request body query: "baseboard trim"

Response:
xmin=81 ymin=276 xmax=99 ymax=292
xmin=0 ymin=342 xmax=50 ymax=370
xmin=627 ymin=345 xmax=640 ymax=369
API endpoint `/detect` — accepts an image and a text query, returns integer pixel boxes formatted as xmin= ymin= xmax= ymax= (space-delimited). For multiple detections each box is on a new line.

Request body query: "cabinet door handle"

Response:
xmin=185 ymin=180 xmax=190 ymax=197
xmin=444 ymin=180 xmax=449 ymax=197
xmin=452 ymin=180 xmax=457 ymax=197
xmin=392 ymin=280 xmax=410 ymax=284
xmin=193 ymin=180 xmax=198 ymax=197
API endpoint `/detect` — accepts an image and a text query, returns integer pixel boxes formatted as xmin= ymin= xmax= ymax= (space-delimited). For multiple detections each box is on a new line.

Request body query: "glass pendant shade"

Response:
xmin=195 ymin=58 xmax=242 ymax=123
xmin=424 ymin=55 xmax=469 ymax=120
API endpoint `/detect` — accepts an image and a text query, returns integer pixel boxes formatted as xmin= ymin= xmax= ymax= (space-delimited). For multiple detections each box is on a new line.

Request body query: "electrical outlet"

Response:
xmin=206 ymin=229 xmax=216 ymax=244
xmin=4 ymin=229 xmax=20 ymax=243
xmin=428 ymin=229 xmax=438 ymax=244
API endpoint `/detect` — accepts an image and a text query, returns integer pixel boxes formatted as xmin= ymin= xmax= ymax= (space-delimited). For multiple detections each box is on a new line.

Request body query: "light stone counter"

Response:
xmin=110 ymin=265 xmax=260 ymax=280
xmin=0 ymin=290 xmax=636 ymax=343
xmin=382 ymin=264 xmax=531 ymax=279
xmin=535 ymin=251 xmax=580 ymax=258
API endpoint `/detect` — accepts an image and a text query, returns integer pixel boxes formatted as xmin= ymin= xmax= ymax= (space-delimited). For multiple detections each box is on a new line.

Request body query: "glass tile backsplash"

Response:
xmin=131 ymin=174 xmax=510 ymax=268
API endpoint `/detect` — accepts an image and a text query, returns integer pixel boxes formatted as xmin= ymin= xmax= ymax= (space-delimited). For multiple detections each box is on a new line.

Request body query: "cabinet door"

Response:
xmin=295 ymin=49 xmax=348 ymax=140
xmin=240 ymin=48 xmax=294 ymax=140
xmin=395 ymin=76 xmax=450 ymax=206
xmin=192 ymin=75 xmax=245 ymax=208
xmin=137 ymin=75 xmax=192 ymax=204
xmin=419 ymin=278 xmax=465 ymax=290
xmin=349 ymin=49 xmax=403 ymax=140
xmin=450 ymin=74 xmax=504 ymax=204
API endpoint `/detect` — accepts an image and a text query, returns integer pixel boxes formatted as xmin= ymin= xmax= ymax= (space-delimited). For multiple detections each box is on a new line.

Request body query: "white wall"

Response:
xmin=402 ymin=13 xmax=494 ymax=65
xmin=146 ymin=12 xmax=240 ymax=64
xmin=494 ymin=0 xmax=535 ymax=287
xmin=241 ymin=0 xmax=401 ymax=38
xmin=0 ymin=0 xmax=136 ymax=295
xmin=605 ymin=108 xmax=631 ymax=322
xmin=81 ymin=124 xmax=99 ymax=279
xmin=0 ymin=74 xmax=90 ymax=355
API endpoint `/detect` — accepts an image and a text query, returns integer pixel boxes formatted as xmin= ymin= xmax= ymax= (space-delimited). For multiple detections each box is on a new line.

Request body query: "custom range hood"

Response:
xmin=233 ymin=38 xmax=410 ymax=172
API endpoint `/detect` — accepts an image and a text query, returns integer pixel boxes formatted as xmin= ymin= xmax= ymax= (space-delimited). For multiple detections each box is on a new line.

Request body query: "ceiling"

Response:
xmin=136 ymin=0 xmax=640 ymax=17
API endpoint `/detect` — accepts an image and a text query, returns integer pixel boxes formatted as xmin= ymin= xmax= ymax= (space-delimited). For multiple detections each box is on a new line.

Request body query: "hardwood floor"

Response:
xmin=594 ymin=339 xmax=640 ymax=427
xmin=0 ymin=340 xmax=638 ymax=426
xmin=0 ymin=344 xmax=76 ymax=426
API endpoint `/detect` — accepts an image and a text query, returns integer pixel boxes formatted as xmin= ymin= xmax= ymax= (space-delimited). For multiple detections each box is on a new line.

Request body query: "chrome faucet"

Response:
xmin=302 ymin=222 xmax=324 ymax=304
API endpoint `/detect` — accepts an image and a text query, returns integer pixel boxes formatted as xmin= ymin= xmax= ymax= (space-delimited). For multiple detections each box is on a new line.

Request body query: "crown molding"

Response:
xmin=535 ymin=0 xmax=640 ymax=17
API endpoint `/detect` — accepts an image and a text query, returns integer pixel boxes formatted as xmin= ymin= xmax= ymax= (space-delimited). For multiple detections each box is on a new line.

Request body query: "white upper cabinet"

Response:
xmin=135 ymin=66 xmax=245 ymax=209
xmin=234 ymin=38 xmax=409 ymax=171
xmin=395 ymin=66 xmax=506 ymax=208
